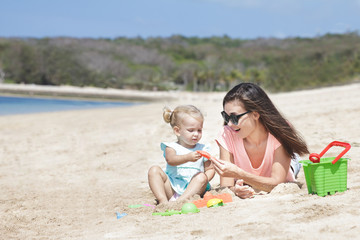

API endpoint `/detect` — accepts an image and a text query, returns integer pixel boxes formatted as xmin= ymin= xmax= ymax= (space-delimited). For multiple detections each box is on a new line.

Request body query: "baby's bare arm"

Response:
xmin=204 ymin=160 xmax=215 ymax=181
xmin=165 ymin=147 xmax=201 ymax=166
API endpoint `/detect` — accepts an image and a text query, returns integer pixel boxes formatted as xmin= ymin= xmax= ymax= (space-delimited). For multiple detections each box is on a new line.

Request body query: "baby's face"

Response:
xmin=176 ymin=115 xmax=203 ymax=148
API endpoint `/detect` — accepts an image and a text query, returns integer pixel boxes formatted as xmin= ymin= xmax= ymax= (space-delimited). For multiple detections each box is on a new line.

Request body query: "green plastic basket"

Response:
xmin=301 ymin=157 xmax=349 ymax=196
xmin=300 ymin=141 xmax=351 ymax=197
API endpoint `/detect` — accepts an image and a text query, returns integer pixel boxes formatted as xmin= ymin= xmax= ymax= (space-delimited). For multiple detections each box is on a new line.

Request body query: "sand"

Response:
xmin=1 ymin=83 xmax=360 ymax=239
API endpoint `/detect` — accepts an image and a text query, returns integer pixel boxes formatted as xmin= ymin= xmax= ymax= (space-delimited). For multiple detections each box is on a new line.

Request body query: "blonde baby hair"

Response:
xmin=163 ymin=105 xmax=203 ymax=128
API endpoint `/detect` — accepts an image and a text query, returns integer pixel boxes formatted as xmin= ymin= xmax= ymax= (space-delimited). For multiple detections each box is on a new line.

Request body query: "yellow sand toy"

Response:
xmin=207 ymin=198 xmax=224 ymax=208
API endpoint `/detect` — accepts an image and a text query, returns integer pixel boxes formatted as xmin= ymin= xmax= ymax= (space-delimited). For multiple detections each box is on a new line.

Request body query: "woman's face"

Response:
xmin=223 ymin=100 xmax=255 ymax=138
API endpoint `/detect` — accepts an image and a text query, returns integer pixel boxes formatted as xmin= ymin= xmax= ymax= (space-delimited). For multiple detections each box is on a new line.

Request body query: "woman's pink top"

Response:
xmin=216 ymin=125 xmax=295 ymax=182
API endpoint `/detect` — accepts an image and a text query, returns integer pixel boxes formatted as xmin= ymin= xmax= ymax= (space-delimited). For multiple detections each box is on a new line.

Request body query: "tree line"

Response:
xmin=0 ymin=32 xmax=360 ymax=92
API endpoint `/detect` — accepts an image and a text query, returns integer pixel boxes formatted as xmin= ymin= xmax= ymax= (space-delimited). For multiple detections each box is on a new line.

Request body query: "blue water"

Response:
xmin=0 ymin=96 xmax=137 ymax=115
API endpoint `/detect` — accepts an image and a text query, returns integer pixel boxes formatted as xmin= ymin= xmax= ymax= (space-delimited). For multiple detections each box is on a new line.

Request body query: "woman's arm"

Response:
xmin=241 ymin=146 xmax=290 ymax=192
xmin=164 ymin=147 xmax=202 ymax=166
xmin=216 ymin=145 xmax=254 ymax=198
xmin=214 ymin=145 xmax=290 ymax=193
xmin=218 ymin=145 xmax=235 ymax=187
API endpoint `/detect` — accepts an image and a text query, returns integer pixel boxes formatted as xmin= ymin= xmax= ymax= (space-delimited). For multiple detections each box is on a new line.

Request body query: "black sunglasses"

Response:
xmin=221 ymin=111 xmax=251 ymax=125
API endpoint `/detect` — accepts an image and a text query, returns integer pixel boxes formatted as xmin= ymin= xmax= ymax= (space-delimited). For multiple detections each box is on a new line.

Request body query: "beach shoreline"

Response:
xmin=0 ymin=83 xmax=178 ymax=102
xmin=1 ymin=83 xmax=359 ymax=239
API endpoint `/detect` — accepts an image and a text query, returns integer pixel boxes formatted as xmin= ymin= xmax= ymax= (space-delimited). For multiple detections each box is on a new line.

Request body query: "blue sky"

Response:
xmin=1 ymin=0 xmax=360 ymax=39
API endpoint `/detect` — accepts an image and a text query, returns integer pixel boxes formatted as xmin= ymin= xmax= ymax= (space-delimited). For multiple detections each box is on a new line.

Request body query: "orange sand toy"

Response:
xmin=196 ymin=150 xmax=215 ymax=160
xmin=192 ymin=191 xmax=232 ymax=208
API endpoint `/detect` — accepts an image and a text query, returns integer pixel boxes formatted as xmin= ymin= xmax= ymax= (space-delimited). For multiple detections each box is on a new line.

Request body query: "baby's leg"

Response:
xmin=148 ymin=166 xmax=174 ymax=204
xmin=177 ymin=172 xmax=208 ymax=201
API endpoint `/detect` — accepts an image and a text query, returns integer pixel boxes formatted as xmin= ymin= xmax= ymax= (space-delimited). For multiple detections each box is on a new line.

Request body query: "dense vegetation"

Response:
xmin=1 ymin=33 xmax=360 ymax=92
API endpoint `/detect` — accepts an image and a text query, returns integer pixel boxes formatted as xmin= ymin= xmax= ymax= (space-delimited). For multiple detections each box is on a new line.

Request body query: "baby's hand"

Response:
xmin=188 ymin=151 xmax=202 ymax=162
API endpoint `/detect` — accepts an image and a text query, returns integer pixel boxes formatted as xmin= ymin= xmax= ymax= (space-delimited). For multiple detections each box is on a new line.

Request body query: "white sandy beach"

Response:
xmin=1 ymin=83 xmax=360 ymax=239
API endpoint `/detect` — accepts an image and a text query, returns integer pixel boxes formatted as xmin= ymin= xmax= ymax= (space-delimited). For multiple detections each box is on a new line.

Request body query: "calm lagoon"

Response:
xmin=0 ymin=96 xmax=137 ymax=115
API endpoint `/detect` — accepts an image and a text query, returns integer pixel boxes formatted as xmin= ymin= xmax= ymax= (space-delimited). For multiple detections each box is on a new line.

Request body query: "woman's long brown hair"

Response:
xmin=223 ymin=83 xmax=309 ymax=158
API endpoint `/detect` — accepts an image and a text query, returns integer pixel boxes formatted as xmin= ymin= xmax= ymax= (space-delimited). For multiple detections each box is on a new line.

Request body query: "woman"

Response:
xmin=213 ymin=83 xmax=309 ymax=199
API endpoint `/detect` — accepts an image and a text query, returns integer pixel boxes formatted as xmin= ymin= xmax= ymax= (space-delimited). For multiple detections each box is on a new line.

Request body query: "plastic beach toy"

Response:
xmin=309 ymin=141 xmax=351 ymax=164
xmin=152 ymin=203 xmax=200 ymax=216
xmin=128 ymin=204 xmax=155 ymax=209
xmin=152 ymin=210 xmax=181 ymax=216
xmin=197 ymin=150 xmax=216 ymax=160
xmin=116 ymin=212 xmax=127 ymax=219
xmin=300 ymin=141 xmax=351 ymax=197
xmin=207 ymin=198 xmax=224 ymax=208
xmin=192 ymin=191 xmax=232 ymax=208
xmin=181 ymin=203 xmax=200 ymax=213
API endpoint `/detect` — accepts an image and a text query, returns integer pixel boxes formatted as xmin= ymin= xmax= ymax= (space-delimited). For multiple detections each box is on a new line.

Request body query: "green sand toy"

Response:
xmin=152 ymin=203 xmax=200 ymax=216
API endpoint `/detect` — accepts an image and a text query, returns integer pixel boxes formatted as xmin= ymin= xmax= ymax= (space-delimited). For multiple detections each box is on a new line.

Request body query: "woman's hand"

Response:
xmin=233 ymin=179 xmax=255 ymax=199
xmin=211 ymin=157 xmax=241 ymax=178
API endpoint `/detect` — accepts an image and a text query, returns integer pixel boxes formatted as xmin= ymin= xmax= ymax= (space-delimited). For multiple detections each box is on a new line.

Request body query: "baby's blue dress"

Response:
xmin=161 ymin=142 xmax=210 ymax=195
